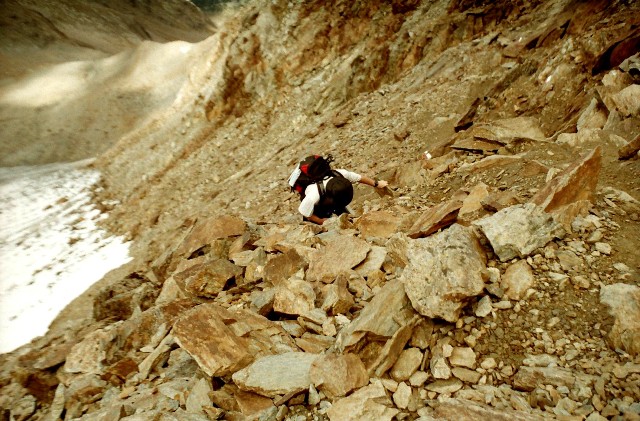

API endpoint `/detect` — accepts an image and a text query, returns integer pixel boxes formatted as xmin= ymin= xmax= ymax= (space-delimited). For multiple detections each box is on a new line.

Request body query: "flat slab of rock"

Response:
xmin=232 ymin=352 xmax=320 ymax=398
xmin=327 ymin=381 xmax=399 ymax=421
xmin=432 ymin=398 xmax=548 ymax=421
xmin=600 ymin=283 xmax=640 ymax=356
xmin=174 ymin=259 xmax=242 ymax=298
xmin=174 ymin=215 xmax=246 ymax=258
xmin=307 ymin=235 xmax=371 ymax=283
xmin=513 ymin=366 xmax=576 ymax=391
xmin=173 ymin=304 xmax=296 ymax=377
xmin=335 ymin=281 xmax=416 ymax=352
xmin=356 ymin=211 xmax=400 ymax=238
xmin=401 ymin=224 xmax=487 ymax=322
xmin=407 ymin=198 xmax=465 ymax=239
xmin=309 ymin=353 xmax=369 ymax=398
xmin=531 ymin=147 xmax=601 ymax=212
xmin=263 ymin=249 xmax=307 ymax=285
xmin=473 ymin=203 xmax=564 ymax=262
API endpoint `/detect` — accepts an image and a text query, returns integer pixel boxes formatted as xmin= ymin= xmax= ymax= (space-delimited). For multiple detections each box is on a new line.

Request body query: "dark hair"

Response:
xmin=325 ymin=177 xmax=353 ymax=208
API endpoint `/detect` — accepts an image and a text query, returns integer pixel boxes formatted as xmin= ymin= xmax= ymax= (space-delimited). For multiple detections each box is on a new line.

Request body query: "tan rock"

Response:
xmin=600 ymin=283 xmax=640 ymax=356
xmin=173 ymin=304 xmax=252 ymax=377
xmin=327 ymin=381 xmax=399 ymax=421
xmin=356 ymin=211 xmax=401 ymax=238
xmin=185 ymin=378 xmax=212 ymax=415
xmin=335 ymin=281 xmax=416 ymax=352
xmin=307 ymin=235 xmax=371 ymax=283
xmin=263 ymin=249 xmax=307 ymax=285
xmin=321 ymin=281 xmax=355 ymax=316
xmin=390 ymin=348 xmax=424 ymax=382
xmin=370 ymin=316 xmax=420 ymax=377
xmin=481 ymin=190 xmax=521 ymax=212
xmin=426 ymin=378 xmax=463 ymax=394
xmin=174 ymin=215 xmax=246 ymax=259
xmin=501 ymin=260 xmax=535 ymax=301
xmin=451 ymin=367 xmax=482 ymax=384
xmin=432 ymin=398 xmax=548 ymax=420
xmin=448 ymin=347 xmax=476 ymax=369
xmin=401 ymin=224 xmax=487 ymax=322
xmin=513 ymin=366 xmax=576 ymax=391
xmin=309 ymin=353 xmax=369 ymax=398
xmin=232 ymin=352 xmax=320 ymax=398
xmin=234 ymin=390 xmax=275 ymax=418
xmin=531 ymin=147 xmax=601 ymax=212
xmin=273 ymin=274 xmax=316 ymax=316
xmin=173 ymin=304 xmax=295 ymax=377
xmin=174 ymin=258 xmax=242 ymax=298
xmin=457 ymin=183 xmax=490 ymax=225
xmin=295 ymin=333 xmax=335 ymax=353
xmin=618 ymin=133 xmax=640 ymax=160
xmin=407 ymin=198 xmax=466 ymax=239
xmin=354 ymin=246 xmax=387 ymax=277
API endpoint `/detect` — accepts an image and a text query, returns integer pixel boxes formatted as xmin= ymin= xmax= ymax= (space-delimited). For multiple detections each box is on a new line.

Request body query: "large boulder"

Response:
xmin=600 ymin=283 xmax=640 ymax=356
xmin=400 ymin=224 xmax=487 ymax=322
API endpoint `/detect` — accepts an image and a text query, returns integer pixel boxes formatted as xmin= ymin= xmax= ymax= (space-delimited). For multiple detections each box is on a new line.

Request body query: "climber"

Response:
xmin=288 ymin=155 xmax=388 ymax=225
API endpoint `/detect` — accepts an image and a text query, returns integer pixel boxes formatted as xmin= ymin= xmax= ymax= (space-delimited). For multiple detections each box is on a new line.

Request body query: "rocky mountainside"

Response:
xmin=2 ymin=0 xmax=640 ymax=420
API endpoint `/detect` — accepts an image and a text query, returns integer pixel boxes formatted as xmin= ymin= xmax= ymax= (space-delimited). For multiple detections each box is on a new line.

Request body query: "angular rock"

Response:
xmin=501 ymin=260 xmax=535 ymax=301
xmin=321 ymin=281 xmax=355 ymax=316
xmin=232 ymin=352 xmax=320 ymax=398
xmin=64 ymin=325 xmax=119 ymax=375
xmin=234 ymin=390 xmax=274 ymax=418
xmin=474 ymin=203 xmax=565 ymax=262
xmin=432 ymin=398 xmax=549 ymax=421
xmin=392 ymin=382 xmax=412 ymax=409
xmin=390 ymin=348 xmax=423 ymax=382
xmin=173 ymin=305 xmax=252 ymax=377
xmin=327 ymin=381 xmax=399 ymax=421
xmin=426 ymin=378 xmax=463 ymax=394
xmin=309 ymin=353 xmax=369 ymax=398
xmin=335 ymin=281 xmax=416 ymax=352
xmin=481 ymin=190 xmax=521 ymax=212
xmin=451 ymin=367 xmax=481 ymax=384
xmin=173 ymin=304 xmax=295 ymax=377
xmin=370 ymin=316 xmax=420 ymax=377
xmin=407 ymin=198 xmax=466 ymax=239
xmin=531 ymin=147 xmax=601 ymax=213
xmin=354 ymin=246 xmax=387 ymax=277
xmin=273 ymin=274 xmax=316 ymax=316
xmin=174 ymin=259 xmax=242 ymax=298
xmin=401 ymin=224 xmax=487 ymax=322
xmin=600 ymin=283 xmax=640 ymax=355
xmin=448 ymin=347 xmax=476 ymax=369
xmin=186 ymin=378 xmax=212 ymax=415
xmin=174 ymin=215 xmax=246 ymax=259
xmin=469 ymin=117 xmax=546 ymax=144
xmin=263 ymin=249 xmax=307 ymax=285
xmin=611 ymin=84 xmax=640 ymax=117
xmin=307 ymin=235 xmax=371 ymax=283
xmin=93 ymin=272 xmax=158 ymax=321
xmin=618 ymin=134 xmax=640 ymax=160
xmin=457 ymin=183 xmax=490 ymax=225
xmin=513 ymin=366 xmax=576 ymax=391
xmin=356 ymin=211 xmax=401 ymax=238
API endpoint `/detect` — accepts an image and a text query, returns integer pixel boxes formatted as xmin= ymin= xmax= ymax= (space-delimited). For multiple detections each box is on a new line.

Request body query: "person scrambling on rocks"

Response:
xmin=288 ymin=154 xmax=388 ymax=225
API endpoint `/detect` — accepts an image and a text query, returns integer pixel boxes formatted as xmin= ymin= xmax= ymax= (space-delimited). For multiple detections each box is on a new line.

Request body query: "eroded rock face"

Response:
xmin=400 ymin=224 xmax=487 ymax=322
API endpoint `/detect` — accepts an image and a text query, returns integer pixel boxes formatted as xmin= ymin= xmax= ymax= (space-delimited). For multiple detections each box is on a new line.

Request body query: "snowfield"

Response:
xmin=0 ymin=160 xmax=130 ymax=353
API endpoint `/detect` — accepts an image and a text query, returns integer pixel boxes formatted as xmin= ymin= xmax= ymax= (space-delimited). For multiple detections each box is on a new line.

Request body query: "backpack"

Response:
xmin=288 ymin=154 xmax=341 ymax=197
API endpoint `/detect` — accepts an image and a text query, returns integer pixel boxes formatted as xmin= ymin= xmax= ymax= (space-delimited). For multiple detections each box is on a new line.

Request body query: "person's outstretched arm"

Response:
xmin=358 ymin=176 xmax=388 ymax=189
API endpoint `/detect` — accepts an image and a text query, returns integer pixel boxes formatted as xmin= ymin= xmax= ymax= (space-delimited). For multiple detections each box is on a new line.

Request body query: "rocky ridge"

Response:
xmin=1 ymin=0 xmax=640 ymax=420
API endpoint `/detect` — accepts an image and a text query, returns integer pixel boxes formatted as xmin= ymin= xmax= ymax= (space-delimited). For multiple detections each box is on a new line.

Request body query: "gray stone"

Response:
xmin=232 ymin=352 xmax=320 ymax=398
xmin=500 ymin=260 xmax=535 ymax=301
xmin=474 ymin=203 xmax=564 ymax=262
xmin=513 ymin=366 xmax=576 ymax=391
xmin=185 ymin=378 xmax=212 ymax=415
xmin=401 ymin=224 xmax=487 ymax=322
xmin=600 ymin=283 xmax=640 ymax=355
xmin=327 ymin=381 xmax=399 ymax=421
